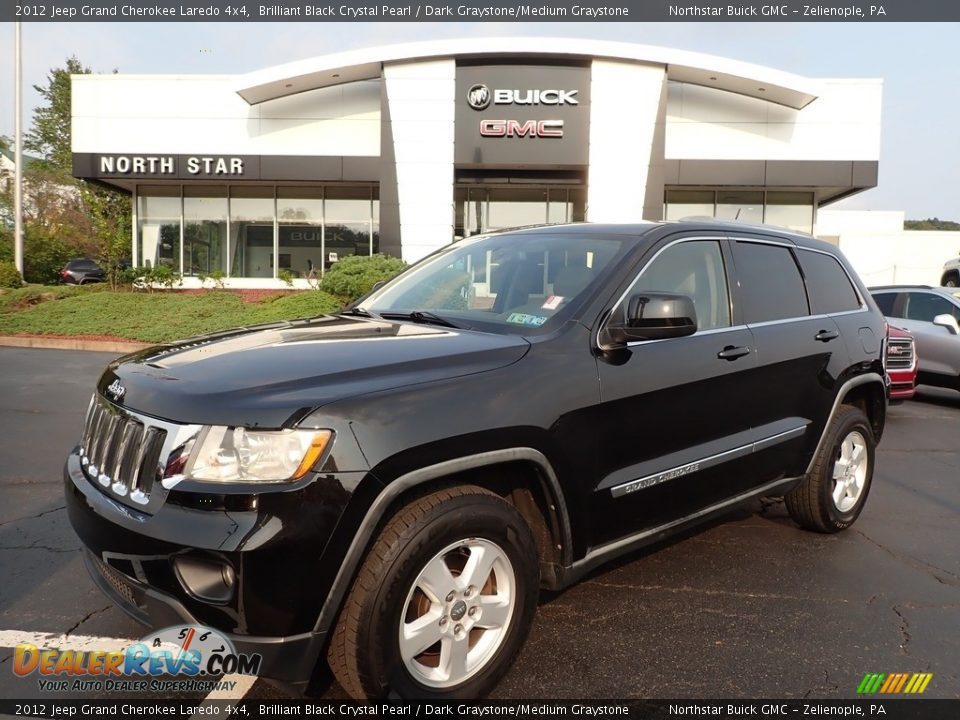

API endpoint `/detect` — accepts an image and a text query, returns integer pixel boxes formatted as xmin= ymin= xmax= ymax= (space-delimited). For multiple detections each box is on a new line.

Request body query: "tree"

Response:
xmin=904 ymin=218 xmax=960 ymax=231
xmin=25 ymin=56 xmax=89 ymax=174
xmin=22 ymin=57 xmax=132 ymax=284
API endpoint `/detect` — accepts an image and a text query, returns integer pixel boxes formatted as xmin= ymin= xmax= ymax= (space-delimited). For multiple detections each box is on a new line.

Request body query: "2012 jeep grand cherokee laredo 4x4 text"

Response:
xmin=65 ymin=221 xmax=888 ymax=699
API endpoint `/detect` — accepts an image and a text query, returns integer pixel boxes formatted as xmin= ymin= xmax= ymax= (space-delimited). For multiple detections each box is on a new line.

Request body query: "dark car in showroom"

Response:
xmin=870 ymin=285 xmax=960 ymax=393
xmin=59 ymin=257 xmax=106 ymax=285
xmin=65 ymin=220 xmax=888 ymax=699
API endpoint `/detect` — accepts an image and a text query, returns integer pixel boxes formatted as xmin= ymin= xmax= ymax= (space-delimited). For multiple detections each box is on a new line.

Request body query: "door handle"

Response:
xmin=717 ymin=345 xmax=751 ymax=361
xmin=815 ymin=329 xmax=840 ymax=342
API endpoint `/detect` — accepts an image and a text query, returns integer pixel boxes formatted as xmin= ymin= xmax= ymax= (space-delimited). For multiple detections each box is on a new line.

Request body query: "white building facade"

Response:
xmin=70 ymin=38 xmax=883 ymax=287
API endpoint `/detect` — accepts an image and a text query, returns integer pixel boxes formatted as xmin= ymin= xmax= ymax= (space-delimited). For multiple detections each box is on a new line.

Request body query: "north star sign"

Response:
xmin=97 ymin=155 xmax=245 ymax=176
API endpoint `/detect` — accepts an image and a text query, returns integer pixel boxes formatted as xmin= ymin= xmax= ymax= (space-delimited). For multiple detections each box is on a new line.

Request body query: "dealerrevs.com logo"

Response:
xmin=13 ymin=625 xmax=261 ymax=693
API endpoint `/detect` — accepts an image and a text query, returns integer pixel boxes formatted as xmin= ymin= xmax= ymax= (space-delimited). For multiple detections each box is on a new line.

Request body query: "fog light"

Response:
xmin=172 ymin=554 xmax=235 ymax=605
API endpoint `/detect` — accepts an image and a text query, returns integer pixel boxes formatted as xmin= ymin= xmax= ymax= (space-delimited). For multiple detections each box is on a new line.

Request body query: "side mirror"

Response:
xmin=933 ymin=313 xmax=960 ymax=335
xmin=606 ymin=292 xmax=698 ymax=345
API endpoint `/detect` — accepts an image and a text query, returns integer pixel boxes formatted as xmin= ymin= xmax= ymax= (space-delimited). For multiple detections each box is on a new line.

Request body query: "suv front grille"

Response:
xmin=886 ymin=337 xmax=915 ymax=369
xmin=80 ymin=396 xmax=167 ymax=506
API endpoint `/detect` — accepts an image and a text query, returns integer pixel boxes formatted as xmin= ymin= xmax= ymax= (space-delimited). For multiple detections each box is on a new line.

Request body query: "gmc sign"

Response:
xmin=479 ymin=119 xmax=564 ymax=138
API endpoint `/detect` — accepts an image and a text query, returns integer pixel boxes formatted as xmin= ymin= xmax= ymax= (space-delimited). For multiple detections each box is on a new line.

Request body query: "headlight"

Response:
xmin=182 ymin=426 xmax=333 ymax=483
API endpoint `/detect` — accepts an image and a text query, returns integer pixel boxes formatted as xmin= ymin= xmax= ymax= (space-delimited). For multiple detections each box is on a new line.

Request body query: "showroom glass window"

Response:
xmin=183 ymin=187 xmax=228 ymax=277
xmin=231 ymin=187 xmax=275 ymax=278
xmin=325 ymin=186 xmax=377 ymax=270
xmin=137 ymin=186 xmax=181 ymax=272
xmin=664 ymin=190 xmax=814 ymax=234
xmin=278 ymin=187 xmax=323 ymax=279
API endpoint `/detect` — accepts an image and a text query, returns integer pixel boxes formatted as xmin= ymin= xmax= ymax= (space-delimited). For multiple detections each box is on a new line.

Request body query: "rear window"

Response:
xmin=796 ymin=250 xmax=861 ymax=314
xmin=69 ymin=260 xmax=99 ymax=270
xmin=871 ymin=292 xmax=898 ymax=316
xmin=732 ymin=241 xmax=809 ymax=324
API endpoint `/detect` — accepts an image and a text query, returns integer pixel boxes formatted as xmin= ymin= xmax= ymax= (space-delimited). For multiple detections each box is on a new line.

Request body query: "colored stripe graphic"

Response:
xmin=857 ymin=672 xmax=932 ymax=694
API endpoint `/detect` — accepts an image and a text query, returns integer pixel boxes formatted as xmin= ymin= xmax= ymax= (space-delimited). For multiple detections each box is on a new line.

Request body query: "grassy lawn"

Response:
xmin=0 ymin=285 xmax=346 ymax=343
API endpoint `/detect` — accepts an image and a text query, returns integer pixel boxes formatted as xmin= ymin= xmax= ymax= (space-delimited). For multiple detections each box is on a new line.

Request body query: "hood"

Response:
xmin=99 ymin=315 xmax=530 ymax=427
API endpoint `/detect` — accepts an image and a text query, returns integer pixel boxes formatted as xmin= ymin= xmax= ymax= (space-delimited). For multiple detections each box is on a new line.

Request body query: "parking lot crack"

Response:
xmin=854 ymin=529 xmax=960 ymax=587
xmin=65 ymin=605 xmax=112 ymax=637
xmin=0 ymin=544 xmax=79 ymax=554
xmin=0 ymin=653 xmax=11 ymax=666
xmin=0 ymin=505 xmax=66 ymax=528
xmin=892 ymin=605 xmax=911 ymax=656
xmin=582 ymin=580 xmax=841 ymax=603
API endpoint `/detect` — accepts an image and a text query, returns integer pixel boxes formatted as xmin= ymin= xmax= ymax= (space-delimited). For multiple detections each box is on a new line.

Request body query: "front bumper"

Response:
xmin=81 ymin=548 xmax=322 ymax=687
xmin=64 ymin=448 xmax=368 ymax=686
xmin=888 ymin=368 xmax=917 ymax=400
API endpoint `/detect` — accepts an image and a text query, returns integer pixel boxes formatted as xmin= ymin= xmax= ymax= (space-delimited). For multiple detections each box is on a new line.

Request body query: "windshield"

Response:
xmin=357 ymin=232 xmax=629 ymax=334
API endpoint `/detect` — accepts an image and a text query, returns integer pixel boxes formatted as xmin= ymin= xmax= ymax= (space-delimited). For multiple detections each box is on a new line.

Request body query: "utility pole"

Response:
xmin=14 ymin=22 xmax=24 ymax=275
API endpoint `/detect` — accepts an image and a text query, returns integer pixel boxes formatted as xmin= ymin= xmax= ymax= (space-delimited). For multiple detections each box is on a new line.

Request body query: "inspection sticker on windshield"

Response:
xmin=506 ymin=313 xmax=548 ymax=327
xmin=542 ymin=295 xmax=564 ymax=310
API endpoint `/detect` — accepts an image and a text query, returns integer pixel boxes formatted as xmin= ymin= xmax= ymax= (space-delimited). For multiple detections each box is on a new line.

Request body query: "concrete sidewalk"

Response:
xmin=0 ymin=335 xmax=148 ymax=354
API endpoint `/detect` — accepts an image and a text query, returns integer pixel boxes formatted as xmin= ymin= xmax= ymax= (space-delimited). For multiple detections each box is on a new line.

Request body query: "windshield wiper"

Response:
xmin=340 ymin=307 xmax=376 ymax=318
xmin=380 ymin=311 xmax=462 ymax=329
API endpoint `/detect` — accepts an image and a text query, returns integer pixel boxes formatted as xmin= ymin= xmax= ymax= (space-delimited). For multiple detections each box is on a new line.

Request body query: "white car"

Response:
xmin=942 ymin=255 xmax=960 ymax=287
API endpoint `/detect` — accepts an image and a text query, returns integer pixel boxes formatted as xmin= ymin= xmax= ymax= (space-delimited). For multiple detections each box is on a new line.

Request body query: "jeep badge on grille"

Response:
xmin=105 ymin=379 xmax=126 ymax=402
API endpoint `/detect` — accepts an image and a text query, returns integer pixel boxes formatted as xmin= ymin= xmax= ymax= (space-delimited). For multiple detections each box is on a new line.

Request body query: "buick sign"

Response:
xmin=468 ymin=85 xmax=578 ymax=110
xmin=467 ymin=84 xmax=492 ymax=111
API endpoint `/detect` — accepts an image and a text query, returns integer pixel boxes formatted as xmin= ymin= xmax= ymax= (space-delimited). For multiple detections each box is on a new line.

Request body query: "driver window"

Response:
xmin=904 ymin=293 xmax=959 ymax=323
xmin=620 ymin=240 xmax=731 ymax=332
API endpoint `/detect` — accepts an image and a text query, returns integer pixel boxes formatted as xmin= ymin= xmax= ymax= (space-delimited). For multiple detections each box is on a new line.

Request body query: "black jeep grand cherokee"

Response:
xmin=65 ymin=221 xmax=888 ymax=699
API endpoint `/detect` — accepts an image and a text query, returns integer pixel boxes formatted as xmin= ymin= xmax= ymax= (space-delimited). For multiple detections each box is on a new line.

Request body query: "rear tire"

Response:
xmin=785 ymin=405 xmax=875 ymax=533
xmin=327 ymin=485 xmax=539 ymax=699
xmin=942 ymin=272 xmax=958 ymax=287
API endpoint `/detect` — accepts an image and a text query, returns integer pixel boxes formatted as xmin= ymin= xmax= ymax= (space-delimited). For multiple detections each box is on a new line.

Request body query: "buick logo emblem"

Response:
xmin=105 ymin=379 xmax=126 ymax=402
xmin=467 ymin=84 xmax=491 ymax=111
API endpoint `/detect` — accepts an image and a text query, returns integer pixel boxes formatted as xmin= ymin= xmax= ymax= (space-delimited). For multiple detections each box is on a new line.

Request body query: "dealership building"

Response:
xmin=70 ymin=38 xmax=882 ymax=287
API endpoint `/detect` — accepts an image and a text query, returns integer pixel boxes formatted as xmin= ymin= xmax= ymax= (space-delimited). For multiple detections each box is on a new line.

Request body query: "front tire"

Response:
xmin=785 ymin=404 xmax=875 ymax=533
xmin=327 ymin=486 xmax=539 ymax=699
xmin=942 ymin=272 xmax=959 ymax=287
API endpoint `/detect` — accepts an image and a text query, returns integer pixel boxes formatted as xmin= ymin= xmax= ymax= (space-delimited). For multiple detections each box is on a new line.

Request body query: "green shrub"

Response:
xmin=135 ymin=264 xmax=182 ymax=291
xmin=23 ymin=226 xmax=72 ymax=284
xmin=0 ymin=261 xmax=24 ymax=289
xmin=278 ymin=269 xmax=295 ymax=288
xmin=319 ymin=254 xmax=407 ymax=301
xmin=198 ymin=269 xmax=226 ymax=290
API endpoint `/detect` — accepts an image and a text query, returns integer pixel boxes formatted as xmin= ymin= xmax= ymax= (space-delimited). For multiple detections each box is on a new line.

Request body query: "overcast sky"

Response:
xmin=0 ymin=21 xmax=956 ymax=219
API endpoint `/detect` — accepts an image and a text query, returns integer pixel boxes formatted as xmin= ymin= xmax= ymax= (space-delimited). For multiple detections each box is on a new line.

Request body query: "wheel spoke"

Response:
xmin=841 ymin=437 xmax=853 ymax=463
xmin=399 ymin=610 xmax=443 ymax=659
xmin=832 ymin=480 xmax=846 ymax=506
xmin=849 ymin=474 xmax=863 ymax=497
xmin=439 ymin=635 xmax=469 ymax=682
xmin=475 ymin=595 xmax=511 ymax=629
xmin=850 ymin=442 xmax=865 ymax=466
xmin=417 ymin=556 xmax=456 ymax=604
xmin=460 ymin=543 xmax=498 ymax=591
xmin=832 ymin=459 xmax=848 ymax=480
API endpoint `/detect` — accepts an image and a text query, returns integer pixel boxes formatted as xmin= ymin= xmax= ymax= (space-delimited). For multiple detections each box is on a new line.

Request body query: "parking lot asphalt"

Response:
xmin=0 ymin=346 xmax=957 ymax=700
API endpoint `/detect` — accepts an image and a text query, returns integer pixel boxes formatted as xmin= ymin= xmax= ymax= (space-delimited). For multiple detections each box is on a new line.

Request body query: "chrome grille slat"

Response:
xmin=886 ymin=338 xmax=914 ymax=369
xmin=133 ymin=427 xmax=165 ymax=497
xmin=86 ymin=404 xmax=108 ymax=469
xmin=100 ymin=414 xmax=123 ymax=483
xmin=113 ymin=421 xmax=142 ymax=490
xmin=79 ymin=394 xmax=169 ymax=510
